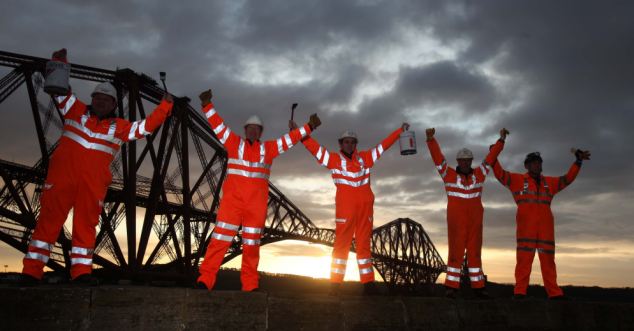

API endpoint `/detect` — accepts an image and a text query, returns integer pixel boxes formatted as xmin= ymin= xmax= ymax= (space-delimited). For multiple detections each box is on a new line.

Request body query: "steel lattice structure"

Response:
xmin=0 ymin=50 xmax=445 ymax=289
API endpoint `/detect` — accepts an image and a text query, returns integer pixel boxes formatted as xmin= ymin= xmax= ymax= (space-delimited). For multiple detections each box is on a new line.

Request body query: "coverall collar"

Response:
xmin=340 ymin=149 xmax=358 ymax=160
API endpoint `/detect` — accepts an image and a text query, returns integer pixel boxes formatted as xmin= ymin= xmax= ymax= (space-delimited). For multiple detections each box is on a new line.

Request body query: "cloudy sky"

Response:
xmin=1 ymin=0 xmax=633 ymax=287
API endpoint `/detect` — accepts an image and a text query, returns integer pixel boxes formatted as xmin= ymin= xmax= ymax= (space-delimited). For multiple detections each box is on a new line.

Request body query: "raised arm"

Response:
xmin=199 ymin=90 xmax=240 ymax=147
xmin=46 ymin=49 xmax=87 ymax=119
xmin=425 ymin=128 xmax=452 ymax=181
xmin=481 ymin=128 xmax=509 ymax=175
xmin=266 ymin=113 xmax=320 ymax=159
xmin=491 ymin=158 xmax=513 ymax=189
xmin=302 ymin=136 xmax=340 ymax=170
xmin=547 ymin=149 xmax=589 ymax=194
xmin=359 ymin=125 xmax=406 ymax=168
xmin=115 ymin=95 xmax=174 ymax=143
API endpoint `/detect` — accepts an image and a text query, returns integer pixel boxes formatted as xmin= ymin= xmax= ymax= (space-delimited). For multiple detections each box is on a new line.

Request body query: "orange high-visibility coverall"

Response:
xmin=302 ymin=128 xmax=403 ymax=284
xmin=22 ymin=93 xmax=173 ymax=280
xmin=493 ymin=160 xmax=581 ymax=297
xmin=197 ymin=102 xmax=311 ymax=291
xmin=427 ymin=138 xmax=505 ymax=289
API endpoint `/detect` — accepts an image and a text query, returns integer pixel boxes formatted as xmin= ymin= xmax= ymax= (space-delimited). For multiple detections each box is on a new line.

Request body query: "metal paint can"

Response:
xmin=399 ymin=130 xmax=417 ymax=155
xmin=44 ymin=60 xmax=70 ymax=95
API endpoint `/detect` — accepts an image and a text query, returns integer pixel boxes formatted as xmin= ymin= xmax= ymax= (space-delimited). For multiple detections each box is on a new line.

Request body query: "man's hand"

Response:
xmin=289 ymin=120 xmax=298 ymax=131
xmin=163 ymin=93 xmax=173 ymax=103
xmin=425 ymin=128 xmax=435 ymax=141
xmin=500 ymin=128 xmax=510 ymax=140
xmin=308 ymin=113 xmax=321 ymax=130
xmin=402 ymin=122 xmax=410 ymax=131
xmin=51 ymin=48 xmax=67 ymax=63
xmin=574 ymin=149 xmax=591 ymax=161
xmin=199 ymin=89 xmax=213 ymax=107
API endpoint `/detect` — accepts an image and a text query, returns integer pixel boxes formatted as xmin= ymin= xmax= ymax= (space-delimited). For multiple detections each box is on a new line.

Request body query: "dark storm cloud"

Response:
xmin=1 ymin=0 xmax=633 ymax=281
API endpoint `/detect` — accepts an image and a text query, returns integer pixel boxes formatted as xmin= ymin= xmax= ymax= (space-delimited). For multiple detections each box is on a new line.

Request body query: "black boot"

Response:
xmin=195 ymin=281 xmax=209 ymax=290
xmin=444 ymin=287 xmax=458 ymax=299
xmin=513 ymin=293 xmax=527 ymax=300
xmin=329 ymin=283 xmax=341 ymax=296
xmin=71 ymin=274 xmax=99 ymax=287
xmin=18 ymin=274 xmax=40 ymax=287
xmin=363 ymin=282 xmax=380 ymax=296
xmin=473 ymin=288 xmax=492 ymax=299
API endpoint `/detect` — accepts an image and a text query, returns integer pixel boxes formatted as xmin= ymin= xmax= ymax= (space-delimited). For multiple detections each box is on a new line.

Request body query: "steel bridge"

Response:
xmin=0 ymin=50 xmax=445 ymax=290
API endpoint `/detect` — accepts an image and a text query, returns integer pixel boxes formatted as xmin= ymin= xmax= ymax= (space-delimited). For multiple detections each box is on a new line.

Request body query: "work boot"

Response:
xmin=363 ymin=282 xmax=380 ymax=296
xmin=71 ymin=274 xmax=99 ymax=287
xmin=444 ymin=287 xmax=458 ymax=299
xmin=473 ymin=288 xmax=492 ymax=299
xmin=18 ymin=274 xmax=40 ymax=287
xmin=195 ymin=281 xmax=209 ymax=290
xmin=549 ymin=295 xmax=568 ymax=301
xmin=513 ymin=294 xmax=527 ymax=300
xmin=328 ymin=283 xmax=341 ymax=297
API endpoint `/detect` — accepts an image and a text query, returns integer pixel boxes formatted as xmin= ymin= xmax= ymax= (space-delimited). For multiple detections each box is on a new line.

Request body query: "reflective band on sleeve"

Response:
xmin=260 ymin=144 xmax=265 ymax=163
xmin=58 ymin=94 xmax=77 ymax=115
xmin=216 ymin=221 xmax=240 ymax=231
xmin=226 ymin=169 xmax=270 ymax=179
xmin=333 ymin=258 xmax=347 ymax=265
xmin=283 ymin=134 xmax=293 ymax=149
xmin=357 ymin=258 xmax=373 ymax=265
xmin=446 ymin=275 xmax=460 ymax=282
xmin=71 ymin=247 xmax=94 ymax=256
xmin=71 ymin=258 xmax=92 ymax=266
xmin=138 ymin=120 xmax=149 ymax=135
xmin=372 ymin=148 xmax=378 ymax=162
xmin=63 ymin=131 xmax=116 ymax=155
xmin=446 ymin=266 xmax=461 ymax=274
xmin=333 ymin=177 xmax=370 ymax=187
xmin=128 ymin=122 xmax=139 ymax=140
xmin=277 ymin=138 xmax=284 ymax=154
xmin=212 ymin=232 xmax=234 ymax=242
xmin=30 ymin=240 xmax=53 ymax=251
xmin=228 ymin=158 xmax=271 ymax=169
xmin=480 ymin=163 xmax=489 ymax=175
xmin=377 ymin=144 xmax=384 ymax=155
xmin=238 ymin=140 xmax=245 ymax=160
xmin=468 ymin=267 xmax=481 ymax=273
xmin=213 ymin=123 xmax=226 ymax=135
xmin=437 ymin=159 xmax=447 ymax=170
xmin=242 ymin=238 xmax=261 ymax=246
xmin=316 ymin=147 xmax=323 ymax=160
xmin=65 ymin=119 xmax=123 ymax=145
xmin=220 ymin=128 xmax=231 ymax=144
xmin=205 ymin=107 xmax=216 ymax=118
xmin=299 ymin=126 xmax=307 ymax=137
xmin=321 ymin=151 xmax=330 ymax=167
xmin=25 ymin=252 xmax=49 ymax=263
xmin=243 ymin=226 xmax=263 ymax=234
xmin=331 ymin=268 xmax=346 ymax=275
xmin=440 ymin=168 xmax=448 ymax=178
xmin=335 ymin=218 xmax=347 ymax=223
xmin=446 ymin=191 xmax=481 ymax=199
xmin=359 ymin=267 xmax=373 ymax=275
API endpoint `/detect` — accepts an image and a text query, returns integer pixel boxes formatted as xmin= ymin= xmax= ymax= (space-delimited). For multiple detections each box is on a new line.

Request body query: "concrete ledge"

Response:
xmin=1 ymin=287 xmax=633 ymax=330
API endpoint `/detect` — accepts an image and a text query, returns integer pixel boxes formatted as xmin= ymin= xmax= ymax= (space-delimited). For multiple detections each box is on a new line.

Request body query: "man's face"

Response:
xmin=244 ymin=124 xmax=263 ymax=142
xmin=91 ymin=93 xmax=116 ymax=118
xmin=457 ymin=158 xmax=473 ymax=172
xmin=339 ymin=137 xmax=357 ymax=155
xmin=525 ymin=160 xmax=543 ymax=175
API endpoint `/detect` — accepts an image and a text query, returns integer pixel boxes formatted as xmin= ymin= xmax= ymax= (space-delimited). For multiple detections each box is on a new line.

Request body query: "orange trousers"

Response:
xmin=22 ymin=150 xmax=109 ymax=280
xmin=444 ymin=200 xmax=486 ymax=289
xmin=330 ymin=191 xmax=375 ymax=284
xmin=197 ymin=179 xmax=268 ymax=291
xmin=514 ymin=205 xmax=562 ymax=297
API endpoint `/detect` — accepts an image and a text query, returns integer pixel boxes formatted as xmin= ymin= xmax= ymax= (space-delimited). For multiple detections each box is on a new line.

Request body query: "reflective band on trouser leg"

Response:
xmin=444 ymin=265 xmax=461 ymax=288
xmin=70 ymin=245 xmax=94 ymax=279
xmin=468 ymin=267 xmax=485 ymax=288
xmin=330 ymin=257 xmax=347 ymax=283
xmin=357 ymin=257 xmax=374 ymax=283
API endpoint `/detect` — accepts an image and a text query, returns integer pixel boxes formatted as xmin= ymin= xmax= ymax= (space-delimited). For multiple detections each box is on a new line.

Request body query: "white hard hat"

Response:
xmin=456 ymin=148 xmax=474 ymax=159
xmin=339 ymin=130 xmax=358 ymax=142
xmin=91 ymin=82 xmax=117 ymax=103
xmin=244 ymin=115 xmax=263 ymax=128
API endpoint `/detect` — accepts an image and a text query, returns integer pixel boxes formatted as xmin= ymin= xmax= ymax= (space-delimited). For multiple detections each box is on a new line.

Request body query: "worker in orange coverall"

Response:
xmin=426 ymin=127 xmax=509 ymax=299
xmin=290 ymin=119 xmax=410 ymax=296
xmin=493 ymin=148 xmax=591 ymax=300
xmin=196 ymin=89 xmax=321 ymax=291
xmin=21 ymin=49 xmax=174 ymax=285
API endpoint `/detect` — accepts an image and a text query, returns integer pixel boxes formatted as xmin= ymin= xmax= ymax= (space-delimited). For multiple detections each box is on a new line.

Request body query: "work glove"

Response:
xmin=199 ymin=89 xmax=213 ymax=107
xmin=574 ymin=149 xmax=591 ymax=161
xmin=289 ymin=120 xmax=298 ymax=131
xmin=500 ymin=128 xmax=510 ymax=140
xmin=425 ymin=128 xmax=435 ymax=141
xmin=51 ymin=48 xmax=68 ymax=63
xmin=308 ymin=113 xmax=321 ymax=130
xmin=402 ymin=122 xmax=410 ymax=131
